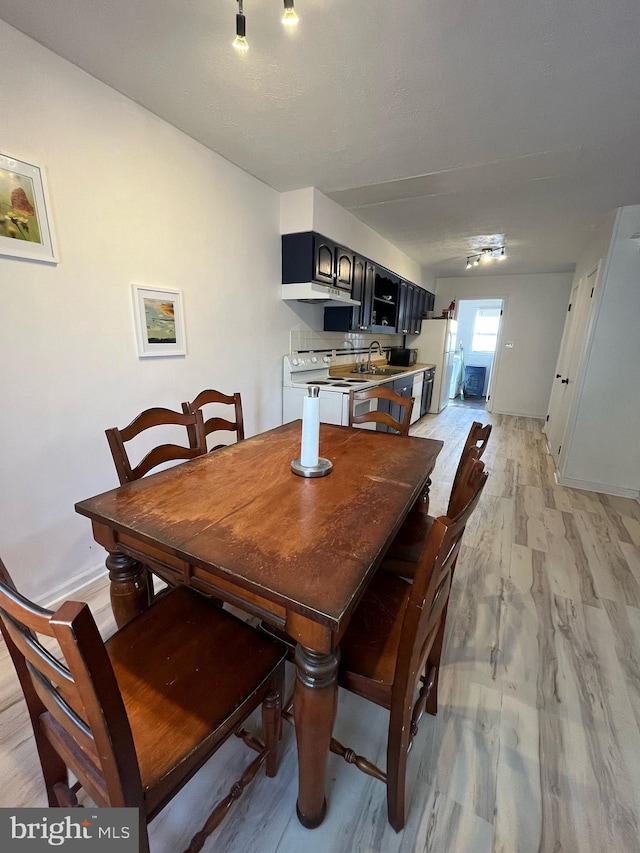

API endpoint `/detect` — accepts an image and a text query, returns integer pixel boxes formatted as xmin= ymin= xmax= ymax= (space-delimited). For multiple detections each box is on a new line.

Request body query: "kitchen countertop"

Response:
xmin=329 ymin=360 xmax=436 ymax=383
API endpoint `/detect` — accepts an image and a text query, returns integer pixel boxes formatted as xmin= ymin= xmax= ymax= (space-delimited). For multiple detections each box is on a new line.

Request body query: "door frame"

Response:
xmin=454 ymin=296 xmax=507 ymax=413
xmin=555 ymin=259 xmax=605 ymax=476
xmin=544 ymin=275 xmax=584 ymax=461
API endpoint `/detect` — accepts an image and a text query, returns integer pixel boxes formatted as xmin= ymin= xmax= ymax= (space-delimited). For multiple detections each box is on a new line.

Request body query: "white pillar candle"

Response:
xmin=300 ymin=386 xmax=320 ymax=468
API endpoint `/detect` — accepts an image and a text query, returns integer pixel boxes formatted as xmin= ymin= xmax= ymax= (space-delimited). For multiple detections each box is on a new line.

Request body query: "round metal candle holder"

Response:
xmin=291 ymin=457 xmax=333 ymax=478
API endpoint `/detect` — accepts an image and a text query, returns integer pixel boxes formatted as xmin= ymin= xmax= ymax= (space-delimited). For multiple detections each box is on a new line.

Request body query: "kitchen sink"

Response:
xmin=349 ymin=366 xmax=404 ymax=376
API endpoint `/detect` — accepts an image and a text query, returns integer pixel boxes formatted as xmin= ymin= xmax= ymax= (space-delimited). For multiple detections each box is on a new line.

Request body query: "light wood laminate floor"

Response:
xmin=2 ymin=406 xmax=639 ymax=852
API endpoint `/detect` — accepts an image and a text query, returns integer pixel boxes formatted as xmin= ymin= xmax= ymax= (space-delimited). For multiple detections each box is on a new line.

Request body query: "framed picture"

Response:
xmin=131 ymin=284 xmax=186 ymax=358
xmin=0 ymin=152 xmax=58 ymax=263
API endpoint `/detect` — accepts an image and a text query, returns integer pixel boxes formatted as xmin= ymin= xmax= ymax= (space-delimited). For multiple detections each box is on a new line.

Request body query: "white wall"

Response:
xmin=435 ymin=274 xmax=573 ymax=418
xmin=563 ymin=206 xmax=640 ymax=492
xmin=455 ymin=298 xmax=503 ymax=396
xmin=281 ymin=188 xmax=427 ymax=286
xmin=0 ymin=21 xmax=310 ymax=601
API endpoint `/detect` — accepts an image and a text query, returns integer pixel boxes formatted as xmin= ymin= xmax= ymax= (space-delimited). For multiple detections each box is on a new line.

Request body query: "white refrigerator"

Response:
xmin=413 ymin=319 xmax=458 ymax=413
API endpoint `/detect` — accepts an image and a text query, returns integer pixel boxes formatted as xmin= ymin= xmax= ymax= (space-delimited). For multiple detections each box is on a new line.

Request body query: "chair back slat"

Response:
xmin=449 ymin=421 xmax=492 ymax=509
xmin=391 ymin=458 xmax=488 ymax=711
xmin=182 ymin=389 xmax=245 ymax=452
xmin=29 ymin=664 xmax=100 ymax=762
xmin=0 ymin=611 xmax=80 ymax=707
xmin=348 ymin=386 xmax=414 ymax=435
xmin=106 ymin=406 xmax=206 ymax=484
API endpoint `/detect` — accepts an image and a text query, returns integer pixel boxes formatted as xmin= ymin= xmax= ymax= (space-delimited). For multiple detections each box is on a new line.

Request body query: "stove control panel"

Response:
xmin=286 ymin=355 xmax=331 ymax=373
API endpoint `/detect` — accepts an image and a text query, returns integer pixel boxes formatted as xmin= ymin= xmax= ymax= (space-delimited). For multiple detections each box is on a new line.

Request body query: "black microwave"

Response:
xmin=388 ymin=347 xmax=418 ymax=366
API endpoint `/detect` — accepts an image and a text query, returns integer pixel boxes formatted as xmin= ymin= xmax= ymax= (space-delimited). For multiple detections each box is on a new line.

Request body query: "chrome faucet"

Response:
xmin=367 ymin=340 xmax=382 ymax=371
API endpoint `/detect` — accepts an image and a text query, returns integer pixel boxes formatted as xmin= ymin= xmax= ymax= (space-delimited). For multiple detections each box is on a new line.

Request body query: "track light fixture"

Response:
xmin=233 ymin=0 xmax=248 ymax=52
xmin=233 ymin=1 xmax=300 ymax=53
xmin=465 ymin=246 xmax=506 ymax=269
xmin=282 ymin=0 xmax=299 ymax=26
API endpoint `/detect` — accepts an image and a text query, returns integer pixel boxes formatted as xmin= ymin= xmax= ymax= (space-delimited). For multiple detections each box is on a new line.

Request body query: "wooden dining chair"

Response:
xmin=0 ymin=558 xmax=286 ymax=853
xmin=182 ymin=390 xmax=245 ymax=452
xmin=348 ymin=386 xmax=414 ymax=435
xmin=330 ymin=456 xmax=488 ymax=832
xmin=449 ymin=421 xmax=492 ymax=500
xmin=382 ymin=421 xmax=491 ymax=576
xmin=106 ymin=406 xmax=207 ymax=485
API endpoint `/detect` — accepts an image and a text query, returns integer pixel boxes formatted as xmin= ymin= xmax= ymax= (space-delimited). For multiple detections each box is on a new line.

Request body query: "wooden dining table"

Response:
xmin=75 ymin=420 xmax=443 ymax=829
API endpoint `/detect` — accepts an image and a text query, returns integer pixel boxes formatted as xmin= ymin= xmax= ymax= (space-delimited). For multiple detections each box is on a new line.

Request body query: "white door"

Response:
xmin=545 ymin=264 xmax=600 ymax=465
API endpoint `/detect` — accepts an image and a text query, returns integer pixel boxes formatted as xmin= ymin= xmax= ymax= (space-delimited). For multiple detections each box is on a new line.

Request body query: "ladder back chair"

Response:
xmin=106 ymin=406 xmax=207 ymax=485
xmin=382 ymin=421 xmax=491 ymax=576
xmin=330 ymin=456 xmax=488 ymax=832
xmin=0 ymin=558 xmax=286 ymax=853
xmin=182 ymin=390 xmax=245 ymax=453
xmin=348 ymin=386 xmax=414 ymax=435
xmin=449 ymin=421 xmax=492 ymax=502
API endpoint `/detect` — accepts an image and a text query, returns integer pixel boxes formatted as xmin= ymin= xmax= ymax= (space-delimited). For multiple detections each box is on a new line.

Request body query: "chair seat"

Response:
xmin=338 ymin=572 xmax=411 ymax=710
xmin=105 ymin=586 xmax=287 ymax=807
xmin=380 ymin=502 xmax=435 ymax=578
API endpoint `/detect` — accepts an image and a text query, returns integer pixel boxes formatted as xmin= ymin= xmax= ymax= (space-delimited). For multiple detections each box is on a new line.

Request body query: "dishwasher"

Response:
xmin=411 ymin=372 xmax=424 ymax=424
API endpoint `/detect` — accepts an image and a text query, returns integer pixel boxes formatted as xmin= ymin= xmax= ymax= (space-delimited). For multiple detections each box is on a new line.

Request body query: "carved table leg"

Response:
xmin=293 ymin=644 xmax=339 ymax=829
xmin=106 ymin=552 xmax=149 ymax=628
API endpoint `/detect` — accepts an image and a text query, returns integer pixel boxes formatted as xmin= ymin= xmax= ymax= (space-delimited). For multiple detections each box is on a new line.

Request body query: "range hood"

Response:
xmin=281 ymin=282 xmax=360 ymax=306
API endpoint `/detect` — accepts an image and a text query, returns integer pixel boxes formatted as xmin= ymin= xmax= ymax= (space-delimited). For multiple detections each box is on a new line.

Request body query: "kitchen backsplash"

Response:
xmin=290 ymin=329 xmax=403 ymax=356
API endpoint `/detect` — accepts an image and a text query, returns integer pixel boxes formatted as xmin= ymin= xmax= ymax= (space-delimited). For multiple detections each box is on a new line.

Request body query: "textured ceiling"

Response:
xmin=1 ymin=0 xmax=639 ymax=276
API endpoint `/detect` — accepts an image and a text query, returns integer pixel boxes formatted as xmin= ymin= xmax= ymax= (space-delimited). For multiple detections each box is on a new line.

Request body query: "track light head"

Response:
xmin=282 ymin=0 xmax=299 ymax=25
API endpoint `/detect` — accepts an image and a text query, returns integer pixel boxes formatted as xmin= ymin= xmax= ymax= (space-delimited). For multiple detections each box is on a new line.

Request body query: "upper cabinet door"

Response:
xmin=314 ymin=237 xmax=337 ymax=285
xmin=398 ymin=282 xmax=414 ymax=334
xmin=335 ymin=247 xmax=355 ymax=292
xmin=372 ymin=268 xmax=400 ymax=331
xmin=350 ymin=256 xmax=368 ymax=329
xmin=413 ymin=287 xmax=427 ymax=334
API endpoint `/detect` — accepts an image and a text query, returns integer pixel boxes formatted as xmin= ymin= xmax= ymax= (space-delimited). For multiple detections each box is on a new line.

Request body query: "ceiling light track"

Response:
xmin=465 ymin=246 xmax=506 ymax=269
xmin=233 ymin=0 xmax=299 ymax=53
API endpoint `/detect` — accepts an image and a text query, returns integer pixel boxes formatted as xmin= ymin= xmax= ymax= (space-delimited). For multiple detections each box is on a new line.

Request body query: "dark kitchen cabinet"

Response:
xmin=335 ymin=247 xmax=355 ymax=290
xmin=323 ymin=256 xmax=374 ymax=332
xmin=374 ymin=379 xmax=394 ymax=432
xmin=310 ymin=229 xmax=434 ymax=335
xmin=375 ymin=375 xmax=413 ymax=433
xmin=421 ymin=368 xmax=435 ymax=416
xmin=371 ymin=268 xmax=400 ymax=332
xmin=388 ymin=376 xmax=414 ymax=432
xmin=397 ymin=282 xmax=415 ymax=334
xmin=398 ymin=283 xmax=432 ymax=335
xmin=413 ymin=287 xmax=427 ymax=334
xmin=282 ymin=232 xmax=353 ymax=293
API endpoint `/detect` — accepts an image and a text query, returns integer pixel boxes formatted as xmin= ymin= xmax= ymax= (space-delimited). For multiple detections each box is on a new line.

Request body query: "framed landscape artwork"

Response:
xmin=0 ymin=152 xmax=58 ymax=263
xmin=132 ymin=284 xmax=186 ymax=358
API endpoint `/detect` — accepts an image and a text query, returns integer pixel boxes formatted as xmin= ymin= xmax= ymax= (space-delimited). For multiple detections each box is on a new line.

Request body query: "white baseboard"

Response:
xmin=554 ymin=472 xmax=640 ymax=500
xmin=489 ymin=407 xmax=546 ymax=420
xmin=38 ymin=562 xmax=106 ymax=609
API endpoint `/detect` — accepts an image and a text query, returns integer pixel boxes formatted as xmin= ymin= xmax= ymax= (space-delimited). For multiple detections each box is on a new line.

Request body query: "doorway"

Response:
xmin=453 ymin=298 xmax=504 ymax=412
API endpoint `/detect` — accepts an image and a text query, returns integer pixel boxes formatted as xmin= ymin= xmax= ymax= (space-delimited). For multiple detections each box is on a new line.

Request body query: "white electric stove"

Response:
xmin=282 ymin=353 xmax=379 ymax=428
